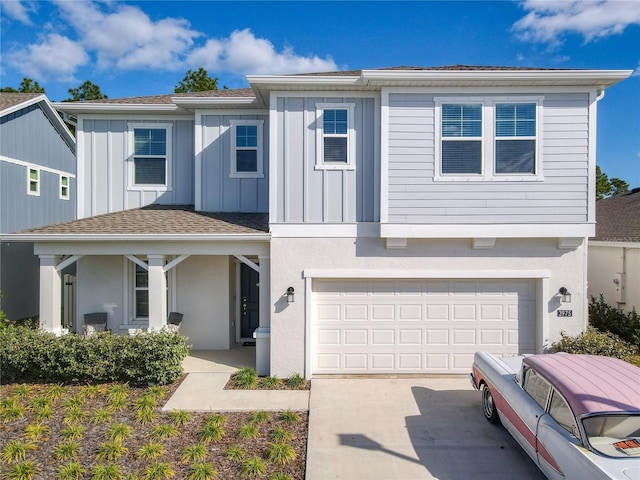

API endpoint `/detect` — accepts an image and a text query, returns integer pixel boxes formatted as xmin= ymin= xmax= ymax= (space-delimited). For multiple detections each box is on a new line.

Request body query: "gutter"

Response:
xmin=3 ymin=233 xmax=272 ymax=242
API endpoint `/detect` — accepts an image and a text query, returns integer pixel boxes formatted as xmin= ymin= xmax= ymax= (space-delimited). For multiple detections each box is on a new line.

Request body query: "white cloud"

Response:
xmin=188 ymin=28 xmax=337 ymax=75
xmin=7 ymin=33 xmax=89 ymax=81
xmin=513 ymin=0 xmax=640 ymax=45
xmin=1 ymin=0 xmax=36 ymax=25
xmin=54 ymin=1 xmax=200 ymax=70
xmin=5 ymin=1 xmax=337 ymax=82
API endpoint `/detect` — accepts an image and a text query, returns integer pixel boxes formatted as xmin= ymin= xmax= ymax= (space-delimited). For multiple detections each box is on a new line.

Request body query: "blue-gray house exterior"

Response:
xmin=0 ymin=93 xmax=76 ymax=320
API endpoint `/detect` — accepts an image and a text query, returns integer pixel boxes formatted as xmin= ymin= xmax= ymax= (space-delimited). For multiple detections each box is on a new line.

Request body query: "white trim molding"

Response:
xmin=229 ymin=119 xmax=265 ymax=178
xmin=126 ymin=122 xmax=173 ymax=191
xmin=380 ymin=223 xmax=595 ymax=239
xmin=314 ymin=102 xmax=356 ymax=171
xmin=0 ymin=155 xmax=76 ymax=178
xmin=303 ymin=268 xmax=551 ymax=279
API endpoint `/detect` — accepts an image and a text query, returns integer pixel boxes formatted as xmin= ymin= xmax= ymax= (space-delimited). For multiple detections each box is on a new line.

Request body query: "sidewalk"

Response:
xmin=162 ymin=372 xmax=310 ymax=412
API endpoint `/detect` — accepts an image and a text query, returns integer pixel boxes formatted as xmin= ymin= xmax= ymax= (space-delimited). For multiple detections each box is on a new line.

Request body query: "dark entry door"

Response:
xmin=240 ymin=263 xmax=259 ymax=338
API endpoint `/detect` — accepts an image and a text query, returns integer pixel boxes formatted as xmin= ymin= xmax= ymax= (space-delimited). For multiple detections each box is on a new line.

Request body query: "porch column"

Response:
xmin=254 ymin=255 xmax=271 ymax=375
xmin=39 ymin=254 xmax=62 ymax=333
xmin=147 ymin=254 xmax=167 ymax=331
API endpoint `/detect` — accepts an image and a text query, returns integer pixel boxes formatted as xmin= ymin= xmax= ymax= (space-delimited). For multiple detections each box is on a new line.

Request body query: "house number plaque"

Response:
xmin=557 ymin=310 xmax=573 ymax=317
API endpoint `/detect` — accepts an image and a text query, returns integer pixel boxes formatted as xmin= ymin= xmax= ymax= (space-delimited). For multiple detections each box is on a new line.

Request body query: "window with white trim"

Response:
xmin=435 ymin=97 xmax=542 ymax=181
xmin=128 ymin=124 xmax=172 ymax=189
xmin=230 ymin=120 xmax=264 ymax=178
xmin=27 ymin=167 xmax=40 ymax=195
xmin=134 ymin=264 xmax=149 ymax=318
xmin=60 ymin=175 xmax=70 ymax=200
xmin=315 ymin=103 xmax=355 ymax=170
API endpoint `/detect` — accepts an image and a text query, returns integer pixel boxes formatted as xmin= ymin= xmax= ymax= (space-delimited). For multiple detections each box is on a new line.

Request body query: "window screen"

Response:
xmin=441 ymin=104 xmax=482 ymax=174
xmin=133 ymin=128 xmax=167 ymax=185
xmin=495 ymin=103 xmax=536 ymax=174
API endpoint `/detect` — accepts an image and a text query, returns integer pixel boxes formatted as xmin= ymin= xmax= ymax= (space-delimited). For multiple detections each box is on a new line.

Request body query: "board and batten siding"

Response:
xmin=200 ymin=114 xmax=269 ymax=213
xmin=273 ymin=96 xmax=379 ymax=223
xmin=1 ymin=102 xmax=76 ymax=233
xmin=79 ymin=119 xmax=194 ymax=217
xmin=386 ymin=92 xmax=590 ymax=224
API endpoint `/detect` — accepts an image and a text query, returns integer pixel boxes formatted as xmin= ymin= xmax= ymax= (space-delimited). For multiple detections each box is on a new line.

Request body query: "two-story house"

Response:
xmin=11 ymin=66 xmax=631 ymax=377
xmin=0 ymin=93 xmax=76 ymax=320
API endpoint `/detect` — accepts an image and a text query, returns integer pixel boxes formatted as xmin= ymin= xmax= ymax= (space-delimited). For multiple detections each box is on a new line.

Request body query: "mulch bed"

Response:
xmin=0 ymin=380 xmax=307 ymax=479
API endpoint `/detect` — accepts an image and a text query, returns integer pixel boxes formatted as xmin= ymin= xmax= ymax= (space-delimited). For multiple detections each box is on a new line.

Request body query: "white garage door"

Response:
xmin=312 ymin=279 xmax=536 ymax=374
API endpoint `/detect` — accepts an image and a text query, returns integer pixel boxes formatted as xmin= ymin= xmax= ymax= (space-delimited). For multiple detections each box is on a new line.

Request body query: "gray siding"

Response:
xmin=0 ymin=102 xmax=76 ymax=233
xmin=79 ymin=119 xmax=194 ymax=217
xmin=387 ymin=92 xmax=590 ymax=224
xmin=200 ymin=114 xmax=269 ymax=213
xmin=274 ymin=96 xmax=379 ymax=223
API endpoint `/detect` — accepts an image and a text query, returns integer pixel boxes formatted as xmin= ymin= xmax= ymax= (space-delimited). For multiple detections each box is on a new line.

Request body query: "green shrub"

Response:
xmin=551 ymin=326 xmax=637 ymax=361
xmin=589 ymin=295 xmax=640 ymax=346
xmin=0 ymin=325 xmax=189 ymax=385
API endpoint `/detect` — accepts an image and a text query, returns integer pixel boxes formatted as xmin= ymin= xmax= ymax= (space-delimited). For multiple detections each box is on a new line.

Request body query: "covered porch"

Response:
xmin=10 ymin=206 xmax=272 ymax=374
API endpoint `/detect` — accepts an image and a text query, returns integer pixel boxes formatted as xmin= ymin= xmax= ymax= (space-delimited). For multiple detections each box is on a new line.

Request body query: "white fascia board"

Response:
xmin=52 ymin=102 xmax=180 ymax=114
xmin=269 ymin=223 xmax=380 ymax=238
xmin=2 ymin=95 xmax=76 ymax=148
xmin=304 ymin=268 xmax=551 ymax=279
xmin=247 ymin=75 xmax=362 ymax=87
xmin=380 ymin=223 xmax=595 ymax=238
xmin=0 ymin=94 xmax=47 ymax=116
xmin=5 ymin=233 xmax=271 ymax=242
xmin=361 ymin=69 xmax=632 ymax=88
xmin=171 ymin=97 xmax=257 ymax=106
xmin=588 ymin=240 xmax=640 ymax=249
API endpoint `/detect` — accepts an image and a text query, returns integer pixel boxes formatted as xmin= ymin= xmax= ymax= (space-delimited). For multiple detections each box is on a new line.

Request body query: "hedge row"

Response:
xmin=589 ymin=294 xmax=640 ymax=346
xmin=0 ymin=325 xmax=190 ymax=385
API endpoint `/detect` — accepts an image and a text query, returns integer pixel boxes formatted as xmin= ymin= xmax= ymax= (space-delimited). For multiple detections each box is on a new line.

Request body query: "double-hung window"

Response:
xmin=436 ymin=97 xmax=542 ymax=181
xmin=315 ymin=103 xmax=355 ymax=170
xmin=441 ymin=103 xmax=483 ymax=174
xmin=495 ymin=103 xmax=537 ymax=174
xmin=128 ymin=124 xmax=172 ymax=189
xmin=27 ymin=167 xmax=40 ymax=195
xmin=60 ymin=175 xmax=70 ymax=200
xmin=134 ymin=264 xmax=149 ymax=318
xmin=230 ymin=120 xmax=264 ymax=178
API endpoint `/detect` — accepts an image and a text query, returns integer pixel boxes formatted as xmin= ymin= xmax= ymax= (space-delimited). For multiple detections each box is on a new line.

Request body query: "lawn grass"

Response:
xmin=0 ymin=380 xmax=307 ymax=479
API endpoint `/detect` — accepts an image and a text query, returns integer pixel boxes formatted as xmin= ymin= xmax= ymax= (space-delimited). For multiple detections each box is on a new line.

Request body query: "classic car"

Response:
xmin=470 ymin=352 xmax=640 ymax=480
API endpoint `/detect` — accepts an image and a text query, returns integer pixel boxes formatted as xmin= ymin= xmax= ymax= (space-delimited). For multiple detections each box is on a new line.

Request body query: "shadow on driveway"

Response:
xmin=307 ymin=378 xmax=544 ymax=480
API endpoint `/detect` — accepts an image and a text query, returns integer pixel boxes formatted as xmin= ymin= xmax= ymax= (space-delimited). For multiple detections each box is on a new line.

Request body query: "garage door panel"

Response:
xmin=312 ymin=279 xmax=536 ymax=374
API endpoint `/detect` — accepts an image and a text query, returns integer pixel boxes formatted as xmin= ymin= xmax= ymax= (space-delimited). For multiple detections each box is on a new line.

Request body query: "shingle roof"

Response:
xmin=18 ymin=205 xmax=269 ymax=236
xmin=0 ymin=92 xmax=43 ymax=111
xmin=80 ymin=87 xmax=256 ymax=104
xmin=592 ymin=188 xmax=640 ymax=242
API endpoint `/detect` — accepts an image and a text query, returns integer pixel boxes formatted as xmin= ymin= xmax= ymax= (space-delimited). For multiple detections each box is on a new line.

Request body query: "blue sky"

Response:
xmin=1 ymin=0 xmax=639 ymax=186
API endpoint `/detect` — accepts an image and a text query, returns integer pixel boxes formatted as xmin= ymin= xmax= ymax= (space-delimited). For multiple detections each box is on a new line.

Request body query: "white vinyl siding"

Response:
xmin=312 ymin=279 xmax=536 ymax=374
xmin=386 ymin=92 xmax=588 ymax=224
xmin=229 ymin=120 xmax=264 ymax=178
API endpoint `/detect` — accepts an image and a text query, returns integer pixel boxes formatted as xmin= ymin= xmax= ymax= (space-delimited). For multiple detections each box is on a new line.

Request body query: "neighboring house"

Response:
xmin=9 ymin=66 xmax=631 ymax=377
xmin=588 ymin=188 xmax=640 ymax=313
xmin=0 ymin=93 xmax=76 ymax=320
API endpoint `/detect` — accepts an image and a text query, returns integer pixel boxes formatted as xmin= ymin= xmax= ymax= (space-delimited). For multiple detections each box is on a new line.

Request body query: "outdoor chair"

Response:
xmin=166 ymin=312 xmax=183 ymax=332
xmin=83 ymin=312 xmax=108 ymax=336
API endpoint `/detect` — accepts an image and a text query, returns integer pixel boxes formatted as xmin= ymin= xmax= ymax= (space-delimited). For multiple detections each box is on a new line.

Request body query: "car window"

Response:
xmin=523 ymin=368 xmax=551 ymax=409
xmin=548 ymin=390 xmax=576 ymax=435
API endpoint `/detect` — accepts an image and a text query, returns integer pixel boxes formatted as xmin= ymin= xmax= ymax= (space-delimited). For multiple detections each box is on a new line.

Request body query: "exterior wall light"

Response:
xmin=559 ymin=287 xmax=571 ymax=303
xmin=287 ymin=287 xmax=295 ymax=303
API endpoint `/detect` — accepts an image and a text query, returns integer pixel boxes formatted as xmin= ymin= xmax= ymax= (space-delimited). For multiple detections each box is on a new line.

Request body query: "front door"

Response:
xmin=240 ymin=263 xmax=259 ymax=339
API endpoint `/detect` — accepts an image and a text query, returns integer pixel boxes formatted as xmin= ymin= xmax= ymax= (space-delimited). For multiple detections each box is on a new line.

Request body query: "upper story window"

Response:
xmin=230 ymin=120 xmax=264 ymax=178
xmin=315 ymin=103 xmax=355 ymax=170
xmin=27 ymin=167 xmax=40 ymax=196
xmin=60 ymin=175 xmax=70 ymax=200
xmin=128 ymin=123 xmax=172 ymax=190
xmin=435 ymin=96 xmax=542 ymax=181
xmin=441 ymin=103 xmax=483 ymax=174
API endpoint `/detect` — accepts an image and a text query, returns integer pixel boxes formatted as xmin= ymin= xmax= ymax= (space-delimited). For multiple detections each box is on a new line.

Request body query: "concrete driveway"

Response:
xmin=306 ymin=377 xmax=545 ymax=480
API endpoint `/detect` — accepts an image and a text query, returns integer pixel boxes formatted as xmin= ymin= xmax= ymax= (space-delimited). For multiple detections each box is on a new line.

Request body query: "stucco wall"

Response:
xmin=588 ymin=245 xmax=640 ymax=313
xmin=75 ymin=255 xmax=231 ymax=349
xmin=269 ymin=237 xmax=587 ymax=376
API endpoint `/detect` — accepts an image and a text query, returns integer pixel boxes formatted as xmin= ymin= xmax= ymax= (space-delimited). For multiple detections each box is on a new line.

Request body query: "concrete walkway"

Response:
xmin=162 ymin=372 xmax=309 ymax=412
xmin=306 ymin=377 xmax=545 ymax=480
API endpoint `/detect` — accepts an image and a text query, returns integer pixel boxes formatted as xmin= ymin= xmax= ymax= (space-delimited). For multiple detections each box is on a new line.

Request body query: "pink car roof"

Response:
xmin=523 ymin=354 xmax=640 ymax=417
